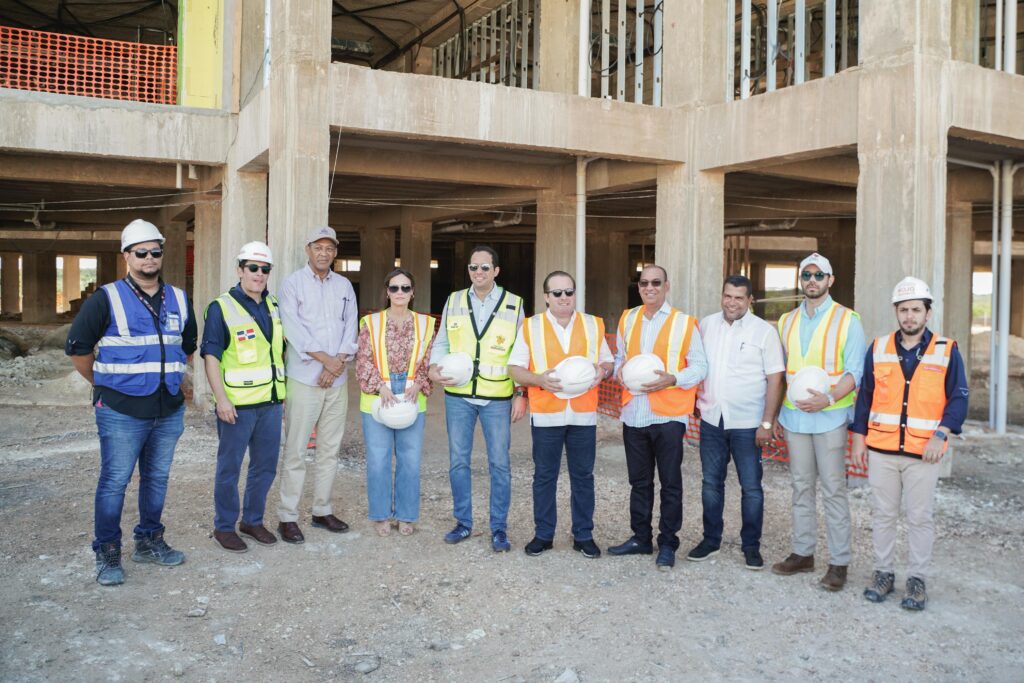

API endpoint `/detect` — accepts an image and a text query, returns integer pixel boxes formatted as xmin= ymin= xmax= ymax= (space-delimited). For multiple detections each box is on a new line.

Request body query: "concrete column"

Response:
xmin=267 ymin=0 xmax=331 ymax=277
xmin=1 ymin=253 xmax=21 ymax=315
xmin=400 ymin=215 xmax=433 ymax=313
xmin=62 ymin=256 xmax=80 ymax=311
xmin=192 ymin=195 xmax=223 ymax=406
xmin=586 ymin=228 xmax=630 ymax=329
xmin=829 ymin=220 xmax=857 ymax=309
xmin=116 ymin=256 xmax=128 ymax=279
xmin=221 ymin=170 xmax=268 ymax=291
xmin=22 ymin=252 xmax=57 ymax=323
xmin=656 ymin=163 xmax=725 ymax=318
xmin=858 ymin=0 xmax=951 ymax=63
xmin=537 ymin=0 xmax=581 ymax=95
xmin=535 ymin=189 xmax=576 ymax=314
xmin=359 ymin=226 xmax=395 ymax=311
xmin=662 ymin=0 xmax=729 ymax=106
xmin=945 ymin=201 xmax=974 ymax=380
xmin=96 ymin=252 xmax=119 ymax=287
xmin=161 ymin=222 xmax=188 ymax=289
xmin=1011 ymin=260 xmax=1024 ymax=338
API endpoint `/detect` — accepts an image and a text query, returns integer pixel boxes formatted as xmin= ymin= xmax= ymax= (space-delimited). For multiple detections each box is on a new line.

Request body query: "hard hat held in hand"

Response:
xmin=438 ymin=352 xmax=473 ymax=387
xmin=891 ymin=276 xmax=932 ymax=304
xmin=552 ymin=355 xmax=598 ymax=399
xmin=120 ymin=219 xmax=165 ymax=252
xmin=372 ymin=397 xmax=419 ymax=430
xmin=621 ymin=353 xmax=665 ymax=394
xmin=787 ymin=366 xmax=830 ymax=405
xmin=236 ymin=241 xmax=274 ymax=264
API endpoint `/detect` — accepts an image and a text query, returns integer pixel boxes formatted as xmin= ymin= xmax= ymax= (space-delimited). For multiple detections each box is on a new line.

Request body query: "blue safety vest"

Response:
xmin=93 ymin=279 xmax=188 ymax=396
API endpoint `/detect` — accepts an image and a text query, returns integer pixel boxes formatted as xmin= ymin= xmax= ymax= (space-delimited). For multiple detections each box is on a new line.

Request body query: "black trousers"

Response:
xmin=622 ymin=421 xmax=685 ymax=550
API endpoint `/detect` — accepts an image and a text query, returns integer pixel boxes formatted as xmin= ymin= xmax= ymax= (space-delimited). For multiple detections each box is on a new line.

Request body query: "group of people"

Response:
xmin=67 ymin=220 xmax=968 ymax=613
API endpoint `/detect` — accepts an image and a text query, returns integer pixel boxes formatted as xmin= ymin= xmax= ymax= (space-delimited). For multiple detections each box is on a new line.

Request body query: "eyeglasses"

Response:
xmin=801 ymin=271 xmax=827 ymax=282
xmin=132 ymin=248 xmax=163 ymax=259
xmin=638 ymin=279 xmax=663 ymax=288
xmin=243 ymin=264 xmax=272 ymax=274
xmin=467 ymin=263 xmax=493 ymax=272
xmin=546 ymin=288 xmax=575 ymax=298
xmin=388 ymin=284 xmax=413 ymax=293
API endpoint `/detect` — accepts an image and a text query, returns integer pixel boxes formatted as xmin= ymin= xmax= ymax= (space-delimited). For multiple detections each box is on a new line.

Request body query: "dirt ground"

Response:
xmin=0 ymin=326 xmax=1022 ymax=682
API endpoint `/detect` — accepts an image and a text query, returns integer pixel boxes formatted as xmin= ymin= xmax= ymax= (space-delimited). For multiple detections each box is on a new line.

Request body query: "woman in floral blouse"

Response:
xmin=356 ymin=268 xmax=435 ymax=536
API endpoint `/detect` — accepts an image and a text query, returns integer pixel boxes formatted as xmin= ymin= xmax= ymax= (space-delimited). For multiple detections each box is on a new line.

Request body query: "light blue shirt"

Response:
xmin=613 ymin=302 xmax=708 ymax=429
xmin=778 ymin=295 xmax=866 ymax=434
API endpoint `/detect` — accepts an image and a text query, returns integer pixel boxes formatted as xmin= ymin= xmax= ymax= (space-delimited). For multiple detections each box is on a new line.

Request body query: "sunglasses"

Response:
xmin=243 ymin=264 xmax=272 ymax=274
xmin=467 ymin=263 xmax=494 ymax=272
xmin=132 ymin=248 xmax=163 ymax=259
xmin=638 ymin=279 xmax=663 ymax=288
xmin=546 ymin=288 xmax=575 ymax=298
xmin=801 ymin=271 xmax=827 ymax=282
xmin=388 ymin=284 xmax=413 ymax=293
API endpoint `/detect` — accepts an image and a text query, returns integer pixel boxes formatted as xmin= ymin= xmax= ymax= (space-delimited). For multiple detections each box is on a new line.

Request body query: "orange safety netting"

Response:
xmin=0 ymin=25 xmax=177 ymax=105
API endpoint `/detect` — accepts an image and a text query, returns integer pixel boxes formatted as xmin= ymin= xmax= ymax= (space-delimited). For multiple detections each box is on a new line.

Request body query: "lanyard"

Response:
xmin=123 ymin=276 xmax=166 ymax=324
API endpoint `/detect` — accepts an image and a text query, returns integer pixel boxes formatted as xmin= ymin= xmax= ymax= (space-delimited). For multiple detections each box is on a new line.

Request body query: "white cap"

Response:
xmin=891 ymin=276 xmax=932 ymax=304
xmin=236 ymin=241 xmax=274 ymax=265
xmin=799 ymin=252 xmax=833 ymax=275
xmin=307 ymin=226 xmax=339 ymax=246
xmin=121 ymin=219 xmax=165 ymax=252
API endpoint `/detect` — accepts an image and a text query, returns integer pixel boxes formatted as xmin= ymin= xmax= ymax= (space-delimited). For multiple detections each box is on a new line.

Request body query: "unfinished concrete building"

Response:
xmin=0 ymin=0 xmax=1022 ymax=427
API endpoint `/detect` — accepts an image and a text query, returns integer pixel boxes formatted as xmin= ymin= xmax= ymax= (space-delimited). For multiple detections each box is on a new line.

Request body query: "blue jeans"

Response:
xmin=363 ymin=372 xmax=426 ymax=522
xmin=214 ymin=403 xmax=283 ymax=532
xmin=445 ymin=394 xmax=512 ymax=532
xmin=93 ymin=403 xmax=185 ymax=551
xmin=698 ymin=418 xmax=764 ymax=551
xmin=531 ymin=424 xmax=596 ymax=541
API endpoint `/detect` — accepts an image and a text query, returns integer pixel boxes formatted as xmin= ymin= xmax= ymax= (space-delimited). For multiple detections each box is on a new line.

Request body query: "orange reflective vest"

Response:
xmin=523 ymin=312 xmax=604 ymax=414
xmin=865 ymin=332 xmax=953 ymax=456
xmin=617 ymin=306 xmax=698 ymax=417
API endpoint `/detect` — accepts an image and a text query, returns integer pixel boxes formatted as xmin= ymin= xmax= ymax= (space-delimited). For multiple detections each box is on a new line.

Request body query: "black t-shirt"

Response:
xmin=65 ymin=278 xmax=198 ymax=418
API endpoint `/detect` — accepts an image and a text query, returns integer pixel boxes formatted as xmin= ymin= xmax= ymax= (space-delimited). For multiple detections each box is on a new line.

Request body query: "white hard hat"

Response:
xmin=121 ymin=219 xmax=165 ymax=252
xmin=237 ymin=241 xmax=274 ymax=265
xmin=891 ymin=276 xmax=932 ymax=304
xmin=621 ymin=353 xmax=665 ymax=394
xmin=552 ymin=355 xmax=597 ymax=399
xmin=372 ymin=397 xmax=419 ymax=430
xmin=438 ymin=351 xmax=474 ymax=387
xmin=786 ymin=366 xmax=830 ymax=405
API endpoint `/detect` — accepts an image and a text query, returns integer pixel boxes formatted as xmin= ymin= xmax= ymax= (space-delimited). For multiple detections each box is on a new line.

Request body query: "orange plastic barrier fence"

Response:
xmin=0 ymin=25 xmax=177 ymax=104
xmin=598 ymin=333 xmax=866 ymax=477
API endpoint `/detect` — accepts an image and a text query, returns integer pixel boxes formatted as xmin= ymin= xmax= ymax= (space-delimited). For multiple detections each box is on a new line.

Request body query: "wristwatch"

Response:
xmin=826 ymin=393 xmax=836 ymax=407
xmin=513 ymin=387 xmax=527 ymax=398
xmin=932 ymin=430 xmax=948 ymax=442
xmin=760 ymin=421 xmax=773 ymax=430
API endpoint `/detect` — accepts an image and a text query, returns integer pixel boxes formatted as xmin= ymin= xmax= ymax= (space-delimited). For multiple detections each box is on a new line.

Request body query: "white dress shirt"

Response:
xmin=697 ymin=309 xmax=785 ymax=430
xmin=508 ymin=310 xmax=613 ymax=427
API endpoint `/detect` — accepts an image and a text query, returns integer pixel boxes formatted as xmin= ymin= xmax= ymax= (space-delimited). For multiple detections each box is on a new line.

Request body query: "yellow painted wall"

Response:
xmin=178 ymin=0 xmax=224 ymax=108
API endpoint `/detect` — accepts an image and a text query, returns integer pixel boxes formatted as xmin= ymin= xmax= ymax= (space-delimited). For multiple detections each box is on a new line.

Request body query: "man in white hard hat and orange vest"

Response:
xmin=508 ymin=271 xmax=614 ymax=558
xmin=201 ymin=242 xmax=286 ymax=553
xmin=851 ymin=277 xmax=968 ymax=611
xmin=771 ymin=252 xmax=866 ymax=592
xmin=607 ymin=264 xmax=707 ymax=571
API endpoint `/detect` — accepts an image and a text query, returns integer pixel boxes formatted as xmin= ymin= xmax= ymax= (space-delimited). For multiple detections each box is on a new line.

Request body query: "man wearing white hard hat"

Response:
xmin=200 ymin=242 xmax=285 ymax=553
xmin=608 ymin=264 xmax=707 ymax=571
xmin=771 ymin=252 xmax=866 ymax=592
xmin=508 ymin=271 xmax=614 ymax=558
xmin=850 ymin=277 xmax=968 ymax=611
xmin=66 ymin=218 xmax=197 ymax=585
xmin=276 ymin=226 xmax=358 ymax=543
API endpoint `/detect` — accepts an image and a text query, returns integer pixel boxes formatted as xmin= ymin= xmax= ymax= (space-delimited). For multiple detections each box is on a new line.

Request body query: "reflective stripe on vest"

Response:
xmin=214 ymin=293 xmax=286 ymax=406
xmin=865 ymin=332 xmax=952 ymax=456
xmin=93 ymin=280 xmax=188 ymax=397
xmin=524 ymin=312 xmax=604 ymax=415
xmin=778 ymin=300 xmax=858 ymax=410
xmin=444 ymin=288 xmax=522 ymax=399
xmin=617 ymin=306 xmax=697 ymax=417
xmin=358 ymin=310 xmax=436 ymax=414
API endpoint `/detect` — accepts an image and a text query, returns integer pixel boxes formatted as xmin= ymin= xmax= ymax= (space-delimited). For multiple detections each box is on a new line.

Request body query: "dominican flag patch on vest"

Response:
xmin=236 ymin=328 xmax=257 ymax=342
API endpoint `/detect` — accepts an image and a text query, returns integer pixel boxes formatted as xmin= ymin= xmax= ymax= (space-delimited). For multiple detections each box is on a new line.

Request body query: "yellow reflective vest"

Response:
xmin=358 ymin=309 xmax=436 ymax=413
xmin=444 ymin=287 xmax=522 ymax=399
xmin=212 ymin=292 xmax=285 ymax=406
xmin=778 ymin=299 xmax=858 ymax=411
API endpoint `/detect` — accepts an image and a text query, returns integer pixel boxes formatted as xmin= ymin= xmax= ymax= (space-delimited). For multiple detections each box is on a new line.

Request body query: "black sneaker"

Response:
xmin=524 ymin=537 xmax=553 ymax=556
xmin=95 ymin=542 xmax=124 ymax=586
xmin=864 ymin=570 xmax=896 ymax=603
xmin=744 ymin=548 xmax=765 ymax=570
xmin=572 ymin=539 xmax=601 ymax=558
xmin=686 ymin=540 xmax=720 ymax=562
xmin=900 ymin=576 xmax=927 ymax=611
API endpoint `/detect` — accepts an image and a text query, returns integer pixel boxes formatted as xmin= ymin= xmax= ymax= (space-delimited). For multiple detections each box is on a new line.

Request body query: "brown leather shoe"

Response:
xmin=311 ymin=514 xmax=350 ymax=533
xmin=239 ymin=523 xmax=277 ymax=546
xmin=277 ymin=521 xmax=305 ymax=544
xmin=213 ymin=530 xmax=248 ymax=553
xmin=819 ymin=564 xmax=848 ymax=591
xmin=771 ymin=553 xmax=815 ymax=575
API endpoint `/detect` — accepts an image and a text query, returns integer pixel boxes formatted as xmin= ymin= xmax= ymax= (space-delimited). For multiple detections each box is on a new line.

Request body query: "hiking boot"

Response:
xmin=900 ymin=576 xmax=927 ymax=611
xmin=132 ymin=530 xmax=185 ymax=566
xmin=771 ymin=553 xmax=814 ymax=576
xmin=863 ymin=571 xmax=896 ymax=603
xmin=819 ymin=564 xmax=848 ymax=592
xmin=95 ymin=542 xmax=124 ymax=586
xmin=686 ymin=540 xmax=720 ymax=562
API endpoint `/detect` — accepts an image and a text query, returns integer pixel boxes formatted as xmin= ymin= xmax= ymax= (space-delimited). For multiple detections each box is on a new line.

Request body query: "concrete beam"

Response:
xmin=948 ymin=63 xmax=1024 ymax=145
xmin=334 ymin=147 xmax=559 ymax=188
xmin=744 ymin=157 xmax=860 ymax=187
xmin=586 ymin=161 xmax=658 ymax=194
xmin=0 ymin=153 xmax=197 ymax=190
xmin=366 ymin=186 xmax=537 ymax=228
xmin=227 ymin=87 xmax=270 ymax=172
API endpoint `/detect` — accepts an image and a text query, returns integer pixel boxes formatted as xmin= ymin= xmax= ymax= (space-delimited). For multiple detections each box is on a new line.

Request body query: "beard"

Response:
xmin=900 ymin=321 xmax=925 ymax=337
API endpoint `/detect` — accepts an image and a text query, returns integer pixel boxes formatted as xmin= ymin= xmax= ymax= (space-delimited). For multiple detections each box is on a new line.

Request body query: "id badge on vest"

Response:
xmin=165 ymin=313 xmax=181 ymax=333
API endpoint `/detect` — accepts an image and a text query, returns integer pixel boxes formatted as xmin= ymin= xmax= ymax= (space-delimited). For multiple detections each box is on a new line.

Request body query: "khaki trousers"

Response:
xmin=277 ymin=378 xmax=349 ymax=522
xmin=784 ymin=425 xmax=852 ymax=565
xmin=868 ymin=450 xmax=941 ymax=579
